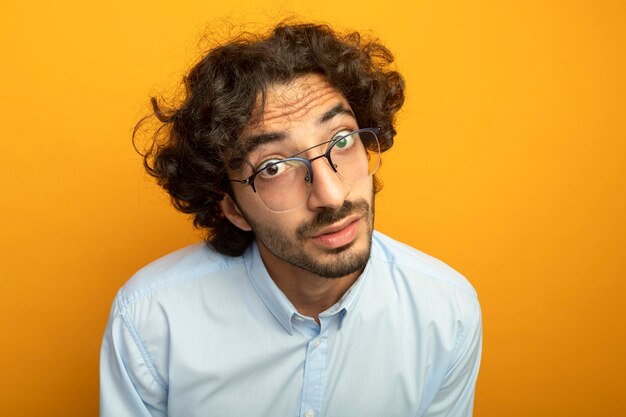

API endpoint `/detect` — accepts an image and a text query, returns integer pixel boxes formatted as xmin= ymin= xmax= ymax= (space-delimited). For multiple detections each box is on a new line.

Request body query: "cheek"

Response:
xmin=272 ymin=212 xmax=307 ymax=233
xmin=232 ymin=185 xmax=267 ymax=214
xmin=258 ymin=209 xmax=314 ymax=240
xmin=241 ymin=201 xmax=305 ymax=235
xmin=230 ymin=190 xmax=268 ymax=227
xmin=350 ymin=177 xmax=375 ymax=199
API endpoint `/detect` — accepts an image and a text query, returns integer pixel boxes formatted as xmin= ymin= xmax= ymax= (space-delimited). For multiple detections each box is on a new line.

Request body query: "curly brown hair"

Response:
xmin=135 ymin=22 xmax=405 ymax=256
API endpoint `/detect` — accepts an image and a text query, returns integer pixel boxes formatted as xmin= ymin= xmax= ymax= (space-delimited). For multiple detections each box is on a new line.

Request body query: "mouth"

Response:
xmin=310 ymin=216 xmax=362 ymax=249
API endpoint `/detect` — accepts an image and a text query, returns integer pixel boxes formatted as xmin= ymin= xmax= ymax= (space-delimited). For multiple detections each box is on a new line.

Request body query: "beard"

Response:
xmin=241 ymin=197 xmax=375 ymax=279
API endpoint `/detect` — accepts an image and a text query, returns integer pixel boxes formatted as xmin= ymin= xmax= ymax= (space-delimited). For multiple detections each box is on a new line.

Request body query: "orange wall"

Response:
xmin=1 ymin=1 xmax=625 ymax=415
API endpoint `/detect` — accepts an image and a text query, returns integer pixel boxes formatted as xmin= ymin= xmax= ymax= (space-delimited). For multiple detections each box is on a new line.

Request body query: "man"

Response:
xmin=100 ymin=22 xmax=482 ymax=417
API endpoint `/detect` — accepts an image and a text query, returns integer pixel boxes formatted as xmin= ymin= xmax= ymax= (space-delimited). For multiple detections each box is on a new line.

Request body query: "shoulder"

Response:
xmin=114 ymin=242 xmax=247 ymax=310
xmin=370 ymin=230 xmax=477 ymax=300
xmin=368 ymin=231 xmax=479 ymax=330
xmin=367 ymin=231 xmax=481 ymax=356
xmin=102 ymin=243 xmax=249 ymax=392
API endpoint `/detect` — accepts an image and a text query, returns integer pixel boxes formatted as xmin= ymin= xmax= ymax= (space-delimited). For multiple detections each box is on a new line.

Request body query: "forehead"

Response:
xmin=245 ymin=73 xmax=350 ymax=136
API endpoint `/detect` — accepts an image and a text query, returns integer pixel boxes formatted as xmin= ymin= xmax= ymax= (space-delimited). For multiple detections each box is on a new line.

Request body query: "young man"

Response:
xmin=100 ymin=23 xmax=482 ymax=417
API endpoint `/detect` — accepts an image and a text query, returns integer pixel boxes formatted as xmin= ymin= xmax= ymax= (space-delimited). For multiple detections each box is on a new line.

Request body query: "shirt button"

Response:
xmin=294 ymin=316 xmax=304 ymax=322
xmin=305 ymin=410 xmax=315 ymax=417
xmin=313 ymin=339 xmax=321 ymax=348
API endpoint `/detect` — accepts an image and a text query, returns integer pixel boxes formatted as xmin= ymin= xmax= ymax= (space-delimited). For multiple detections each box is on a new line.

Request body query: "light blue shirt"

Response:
xmin=100 ymin=231 xmax=481 ymax=417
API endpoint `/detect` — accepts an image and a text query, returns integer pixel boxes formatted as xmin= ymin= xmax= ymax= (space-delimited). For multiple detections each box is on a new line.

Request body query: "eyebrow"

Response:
xmin=243 ymin=104 xmax=356 ymax=155
xmin=317 ymin=104 xmax=355 ymax=125
xmin=242 ymin=132 xmax=287 ymax=155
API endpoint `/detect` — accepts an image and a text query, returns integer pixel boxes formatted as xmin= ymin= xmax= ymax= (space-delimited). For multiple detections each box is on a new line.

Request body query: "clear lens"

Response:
xmin=254 ymin=160 xmax=311 ymax=211
xmin=329 ymin=130 xmax=380 ymax=183
xmin=253 ymin=129 xmax=381 ymax=212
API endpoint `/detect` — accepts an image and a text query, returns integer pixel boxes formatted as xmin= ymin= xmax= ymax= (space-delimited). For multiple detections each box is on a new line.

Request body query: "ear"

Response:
xmin=219 ymin=194 xmax=253 ymax=231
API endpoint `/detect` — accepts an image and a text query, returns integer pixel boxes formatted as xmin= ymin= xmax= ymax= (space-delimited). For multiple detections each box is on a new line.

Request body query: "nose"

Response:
xmin=306 ymin=157 xmax=350 ymax=211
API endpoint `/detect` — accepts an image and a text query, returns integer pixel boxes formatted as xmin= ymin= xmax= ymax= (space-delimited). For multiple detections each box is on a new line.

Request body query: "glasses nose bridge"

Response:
xmin=303 ymin=151 xmax=338 ymax=184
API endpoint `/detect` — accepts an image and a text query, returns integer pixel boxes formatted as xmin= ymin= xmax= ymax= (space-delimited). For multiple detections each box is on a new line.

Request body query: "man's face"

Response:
xmin=224 ymin=74 xmax=375 ymax=279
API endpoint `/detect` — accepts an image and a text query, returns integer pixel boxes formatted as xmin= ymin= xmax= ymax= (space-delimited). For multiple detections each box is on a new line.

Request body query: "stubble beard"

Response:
xmin=244 ymin=197 xmax=375 ymax=279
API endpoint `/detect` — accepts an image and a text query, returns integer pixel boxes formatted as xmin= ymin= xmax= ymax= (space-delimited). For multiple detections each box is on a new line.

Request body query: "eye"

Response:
xmin=256 ymin=159 xmax=288 ymax=179
xmin=332 ymin=130 xmax=356 ymax=151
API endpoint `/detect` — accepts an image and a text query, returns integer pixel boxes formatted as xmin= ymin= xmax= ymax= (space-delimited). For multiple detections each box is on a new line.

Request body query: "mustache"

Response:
xmin=296 ymin=199 xmax=370 ymax=239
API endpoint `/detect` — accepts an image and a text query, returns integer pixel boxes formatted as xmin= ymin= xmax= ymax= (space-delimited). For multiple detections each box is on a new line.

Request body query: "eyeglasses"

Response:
xmin=228 ymin=128 xmax=381 ymax=212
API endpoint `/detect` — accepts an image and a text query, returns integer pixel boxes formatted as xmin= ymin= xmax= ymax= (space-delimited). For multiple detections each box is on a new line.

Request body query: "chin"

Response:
xmin=303 ymin=229 xmax=373 ymax=279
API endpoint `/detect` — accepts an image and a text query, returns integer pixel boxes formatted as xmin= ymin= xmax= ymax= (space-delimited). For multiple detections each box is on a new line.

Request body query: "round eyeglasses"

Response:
xmin=227 ymin=128 xmax=381 ymax=212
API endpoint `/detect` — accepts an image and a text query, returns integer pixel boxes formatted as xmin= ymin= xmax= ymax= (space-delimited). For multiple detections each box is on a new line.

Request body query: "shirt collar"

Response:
xmin=244 ymin=240 xmax=372 ymax=334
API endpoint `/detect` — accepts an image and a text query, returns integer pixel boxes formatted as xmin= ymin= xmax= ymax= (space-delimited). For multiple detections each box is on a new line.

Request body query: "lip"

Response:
xmin=311 ymin=216 xmax=362 ymax=249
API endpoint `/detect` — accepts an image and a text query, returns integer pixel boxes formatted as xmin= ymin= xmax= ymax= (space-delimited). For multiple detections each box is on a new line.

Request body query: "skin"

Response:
xmin=220 ymin=73 xmax=376 ymax=321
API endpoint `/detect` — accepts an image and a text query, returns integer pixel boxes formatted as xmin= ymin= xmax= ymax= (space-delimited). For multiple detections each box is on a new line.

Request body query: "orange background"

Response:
xmin=1 ymin=1 xmax=625 ymax=416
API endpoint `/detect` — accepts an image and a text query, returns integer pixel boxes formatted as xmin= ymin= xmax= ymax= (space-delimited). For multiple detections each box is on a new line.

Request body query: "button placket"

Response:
xmin=299 ymin=335 xmax=327 ymax=417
